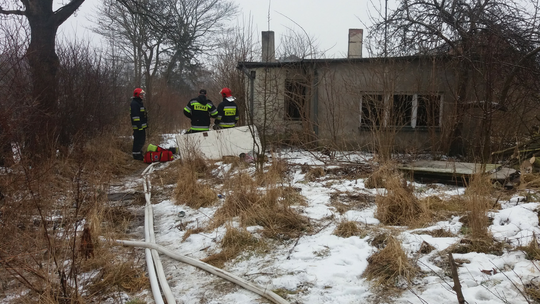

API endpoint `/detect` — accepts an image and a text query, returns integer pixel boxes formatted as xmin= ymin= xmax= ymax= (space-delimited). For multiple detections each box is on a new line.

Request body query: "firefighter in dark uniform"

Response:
xmin=214 ymin=87 xmax=239 ymax=129
xmin=130 ymin=88 xmax=148 ymax=160
xmin=183 ymin=89 xmax=218 ymax=133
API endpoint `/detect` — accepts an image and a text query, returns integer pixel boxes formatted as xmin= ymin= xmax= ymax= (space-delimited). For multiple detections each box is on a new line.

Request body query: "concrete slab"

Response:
xmin=398 ymin=160 xmax=503 ymax=185
xmin=175 ymin=125 xmax=262 ymax=160
xmin=398 ymin=160 xmax=500 ymax=175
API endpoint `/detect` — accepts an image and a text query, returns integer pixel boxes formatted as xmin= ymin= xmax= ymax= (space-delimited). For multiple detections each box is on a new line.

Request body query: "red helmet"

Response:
xmin=133 ymin=88 xmax=145 ymax=98
xmin=220 ymin=87 xmax=232 ymax=98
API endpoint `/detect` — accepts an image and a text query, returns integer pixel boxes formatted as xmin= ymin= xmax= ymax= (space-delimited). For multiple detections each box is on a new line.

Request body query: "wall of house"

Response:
xmin=246 ymin=57 xmax=459 ymax=152
xmin=315 ymin=58 xmax=458 ymax=152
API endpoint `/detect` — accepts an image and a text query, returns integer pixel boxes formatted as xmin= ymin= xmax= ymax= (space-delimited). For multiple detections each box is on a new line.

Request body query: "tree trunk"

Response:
xmin=26 ymin=11 xmax=61 ymax=153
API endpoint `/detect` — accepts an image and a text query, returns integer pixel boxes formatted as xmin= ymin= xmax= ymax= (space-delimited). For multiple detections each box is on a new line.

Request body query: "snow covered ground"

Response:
xmin=129 ymin=134 xmax=540 ymax=304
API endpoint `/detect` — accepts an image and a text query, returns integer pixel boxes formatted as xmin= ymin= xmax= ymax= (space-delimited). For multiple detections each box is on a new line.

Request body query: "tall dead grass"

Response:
xmin=374 ymin=163 xmax=429 ymax=227
xmin=334 ymin=220 xmax=364 ymax=238
xmin=174 ymin=155 xmax=217 ymax=209
xmin=211 ymin=162 xmax=310 ymax=240
xmin=0 ymin=130 xmax=149 ymax=303
xmin=363 ymin=236 xmax=418 ymax=287
xmin=464 ymin=173 xmax=492 ymax=239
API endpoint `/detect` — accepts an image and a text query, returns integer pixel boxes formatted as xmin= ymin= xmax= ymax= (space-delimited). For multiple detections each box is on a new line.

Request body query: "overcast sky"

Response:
xmin=59 ymin=0 xmax=398 ymax=58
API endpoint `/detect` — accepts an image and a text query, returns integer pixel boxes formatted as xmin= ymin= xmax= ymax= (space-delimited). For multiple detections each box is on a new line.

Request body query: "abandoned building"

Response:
xmin=237 ymin=29 xmax=539 ymax=158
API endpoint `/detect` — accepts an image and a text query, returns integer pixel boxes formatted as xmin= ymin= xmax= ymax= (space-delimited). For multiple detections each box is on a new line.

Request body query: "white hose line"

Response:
xmin=141 ymin=162 xmax=176 ymax=304
xmin=144 ymin=205 xmax=165 ymax=304
xmin=115 ymin=240 xmax=290 ymax=304
xmin=147 ymin=202 xmax=176 ymax=304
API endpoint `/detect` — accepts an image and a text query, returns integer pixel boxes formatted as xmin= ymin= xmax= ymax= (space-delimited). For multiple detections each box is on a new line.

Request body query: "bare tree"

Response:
xmin=0 ymin=0 xmax=86 ymax=153
xmin=367 ymin=0 xmax=540 ymax=161
xmin=95 ymin=0 xmax=237 ymax=94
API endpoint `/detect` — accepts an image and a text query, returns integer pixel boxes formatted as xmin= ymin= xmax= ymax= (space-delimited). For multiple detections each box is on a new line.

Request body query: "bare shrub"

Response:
xmin=363 ymin=236 xmax=418 ymax=286
xmin=375 ymin=164 xmax=429 ymax=227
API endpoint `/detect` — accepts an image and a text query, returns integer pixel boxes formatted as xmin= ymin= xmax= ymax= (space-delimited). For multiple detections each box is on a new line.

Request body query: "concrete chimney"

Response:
xmin=348 ymin=29 xmax=363 ymax=59
xmin=262 ymin=31 xmax=276 ymax=62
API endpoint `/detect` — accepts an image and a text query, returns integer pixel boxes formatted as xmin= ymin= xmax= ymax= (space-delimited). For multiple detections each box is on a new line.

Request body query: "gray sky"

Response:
xmin=59 ymin=0 xmax=397 ymax=58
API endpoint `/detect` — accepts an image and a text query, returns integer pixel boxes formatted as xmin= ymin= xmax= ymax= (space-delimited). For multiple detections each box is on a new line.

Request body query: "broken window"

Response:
xmin=391 ymin=94 xmax=414 ymax=126
xmin=416 ymin=95 xmax=441 ymax=127
xmin=361 ymin=94 xmax=384 ymax=126
xmin=284 ymin=80 xmax=307 ymax=120
xmin=361 ymin=93 xmax=442 ymax=128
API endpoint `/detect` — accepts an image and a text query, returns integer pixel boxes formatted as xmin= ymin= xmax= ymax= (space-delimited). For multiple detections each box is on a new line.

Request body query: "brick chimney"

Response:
xmin=262 ymin=31 xmax=276 ymax=62
xmin=348 ymin=29 xmax=363 ymax=59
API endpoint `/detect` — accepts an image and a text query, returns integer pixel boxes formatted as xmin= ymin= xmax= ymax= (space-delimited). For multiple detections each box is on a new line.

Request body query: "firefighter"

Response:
xmin=183 ymin=89 xmax=218 ymax=133
xmin=214 ymin=87 xmax=239 ymax=129
xmin=130 ymin=88 xmax=148 ymax=160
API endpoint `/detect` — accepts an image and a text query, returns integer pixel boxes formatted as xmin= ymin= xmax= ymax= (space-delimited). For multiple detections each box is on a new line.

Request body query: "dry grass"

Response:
xmin=0 ymin=131 xmax=147 ymax=303
xmin=519 ymin=173 xmax=540 ymax=189
xmin=242 ymin=187 xmax=311 ymax=239
xmin=448 ymin=238 xmax=505 ymax=255
xmin=201 ymin=226 xmax=265 ymax=268
xmin=330 ymin=192 xmax=374 ymax=214
xmin=212 ymin=166 xmax=310 ymax=240
xmin=181 ymin=227 xmax=206 ymax=242
xmin=423 ymin=195 xmax=467 ymax=221
xmin=413 ymin=228 xmax=456 ymax=238
xmin=256 ymin=157 xmax=288 ymax=186
xmin=306 ymin=167 xmax=325 ymax=181
xmin=334 ymin=220 xmax=365 ymax=238
xmin=525 ymin=282 xmax=540 ymax=303
xmin=517 ymin=236 xmax=540 ymax=260
xmin=374 ymin=164 xmax=429 ymax=227
xmin=464 ymin=174 xmax=492 ymax=239
xmin=86 ymin=255 xmax=148 ymax=296
xmin=174 ymin=158 xmax=217 ymax=209
xmin=363 ymin=236 xmax=418 ymax=286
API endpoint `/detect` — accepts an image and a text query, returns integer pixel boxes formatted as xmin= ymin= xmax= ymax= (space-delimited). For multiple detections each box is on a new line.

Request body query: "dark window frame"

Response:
xmin=360 ymin=93 xmax=442 ymax=128
xmin=284 ymin=80 xmax=307 ymax=121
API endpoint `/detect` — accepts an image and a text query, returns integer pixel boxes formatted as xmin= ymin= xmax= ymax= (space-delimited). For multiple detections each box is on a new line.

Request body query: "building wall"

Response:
xmin=246 ymin=57 xmax=459 ymax=151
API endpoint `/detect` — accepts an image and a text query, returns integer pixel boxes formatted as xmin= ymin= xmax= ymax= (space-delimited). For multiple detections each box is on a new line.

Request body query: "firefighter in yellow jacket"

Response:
xmin=183 ymin=89 xmax=218 ymax=133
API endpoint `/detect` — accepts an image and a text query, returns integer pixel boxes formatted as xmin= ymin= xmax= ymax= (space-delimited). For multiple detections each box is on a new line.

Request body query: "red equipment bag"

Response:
xmin=159 ymin=150 xmax=174 ymax=162
xmin=144 ymin=150 xmax=174 ymax=163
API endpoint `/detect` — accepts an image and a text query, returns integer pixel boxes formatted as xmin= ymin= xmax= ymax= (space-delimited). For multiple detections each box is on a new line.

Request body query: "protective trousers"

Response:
xmin=132 ymin=129 xmax=146 ymax=160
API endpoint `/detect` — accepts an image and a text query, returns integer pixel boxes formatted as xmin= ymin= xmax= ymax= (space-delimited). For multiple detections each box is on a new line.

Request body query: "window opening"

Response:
xmin=285 ymin=80 xmax=307 ymax=120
